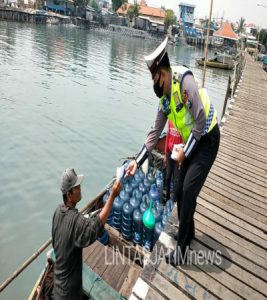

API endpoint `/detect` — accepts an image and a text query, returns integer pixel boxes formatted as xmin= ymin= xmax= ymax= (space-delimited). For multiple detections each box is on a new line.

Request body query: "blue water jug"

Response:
xmin=131 ymin=178 xmax=139 ymax=190
xmin=103 ymin=191 xmax=113 ymax=226
xmin=153 ymin=222 xmax=163 ymax=245
xmin=133 ymin=189 xmax=143 ymax=203
xmin=132 ymin=209 xmax=143 ymax=245
xmin=121 ymin=202 xmax=134 ymax=240
xmin=143 ymin=178 xmax=151 ymax=192
xmin=149 ymin=184 xmax=159 ymax=204
xmin=142 ymin=194 xmax=150 ymax=206
xmin=138 ymin=169 xmax=145 ymax=182
xmin=139 ymin=182 xmax=147 ymax=195
xmin=98 ymin=230 xmax=109 ymax=245
xmin=152 ymin=207 xmax=162 ymax=224
xmin=112 ymin=196 xmax=123 ymax=231
xmin=125 ymin=183 xmax=133 ymax=197
xmin=147 ymin=172 xmax=156 ymax=185
xmin=120 ymin=190 xmax=130 ymax=204
xmin=134 ymin=172 xmax=142 ymax=185
xmin=167 ymin=199 xmax=174 ymax=211
xmin=156 ymin=172 xmax=163 ymax=200
xmin=140 ymin=201 xmax=148 ymax=214
xmin=130 ymin=196 xmax=140 ymax=210
xmin=156 ymin=202 xmax=164 ymax=217
xmin=161 ymin=213 xmax=169 ymax=229
xmin=142 ymin=200 xmax=155 ymax=252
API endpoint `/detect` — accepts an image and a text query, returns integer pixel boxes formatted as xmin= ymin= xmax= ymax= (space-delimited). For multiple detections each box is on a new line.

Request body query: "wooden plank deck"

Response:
xmin=83 ymin=240 xmax=141 ymax=299
xmin=131 ymin=54 xmax=267 ymax=299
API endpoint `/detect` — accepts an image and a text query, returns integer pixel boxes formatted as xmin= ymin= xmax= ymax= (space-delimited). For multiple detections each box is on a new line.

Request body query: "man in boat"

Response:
xmin=52 ymin=168 xmax=121 ymax=300
xmin=126 ymin=37 xmax=220 ymax=266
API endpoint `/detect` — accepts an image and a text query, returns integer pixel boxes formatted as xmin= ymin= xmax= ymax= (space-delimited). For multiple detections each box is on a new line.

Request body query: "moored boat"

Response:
xmin=29 ymin=144 xmax=168 ymax=300
xmin=196 ymin=58 xmax=234 ymax=70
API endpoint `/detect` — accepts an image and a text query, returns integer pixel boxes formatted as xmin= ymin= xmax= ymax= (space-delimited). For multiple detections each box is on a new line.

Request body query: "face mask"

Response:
xmin=153 ymin=73 xmax=164 ymax=98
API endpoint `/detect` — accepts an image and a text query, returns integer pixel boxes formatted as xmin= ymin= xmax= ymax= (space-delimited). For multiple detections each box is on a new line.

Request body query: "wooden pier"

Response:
xmin=130 ymin=54 xmax=267 ymax=299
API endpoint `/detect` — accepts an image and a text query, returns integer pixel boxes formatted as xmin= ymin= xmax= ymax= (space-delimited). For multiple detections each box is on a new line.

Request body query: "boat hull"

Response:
xmin=196 ymin=59 xmax=234 ymax=70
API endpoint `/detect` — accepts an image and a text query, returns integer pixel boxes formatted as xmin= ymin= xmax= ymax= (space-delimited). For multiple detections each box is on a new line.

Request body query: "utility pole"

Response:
xmin=202 ymin=0 xmax=213 ymax=88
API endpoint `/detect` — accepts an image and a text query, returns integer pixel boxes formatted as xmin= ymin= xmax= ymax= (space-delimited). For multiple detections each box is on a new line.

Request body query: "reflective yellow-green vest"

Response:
xmin=160 ymin=66 xmax=217 ymax=143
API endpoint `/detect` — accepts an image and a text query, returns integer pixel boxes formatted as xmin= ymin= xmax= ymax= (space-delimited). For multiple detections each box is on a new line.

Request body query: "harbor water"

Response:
xmin=0 ymin=21 xmax=231 ymax=300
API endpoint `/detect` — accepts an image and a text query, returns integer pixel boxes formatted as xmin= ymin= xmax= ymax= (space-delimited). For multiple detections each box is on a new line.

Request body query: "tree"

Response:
xmin=89 ymin=0 xmax=99 ymax=11
xmin=112 ymin=0 xmax=127 ymax=12
xmin=127 ymin=2 xmax=139 ymax=23
xmin=164 ymin=9 xmax=177 ymax=28
xmin=236 ymin=17 xmax=246 ymax=34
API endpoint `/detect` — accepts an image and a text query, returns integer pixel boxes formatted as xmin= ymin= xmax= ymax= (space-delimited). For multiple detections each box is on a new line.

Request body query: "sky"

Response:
xmin=130 ymin=0 xmax=267 ymax=28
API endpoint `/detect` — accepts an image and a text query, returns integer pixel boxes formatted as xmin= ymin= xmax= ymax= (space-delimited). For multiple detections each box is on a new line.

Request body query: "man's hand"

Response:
xmin=125 ymin=160 xmax=138 ymax=177
xmin=177 ymin=148 xmax=185 ymax=165
xmin=111 ymin=180 xmax=122 ymax=198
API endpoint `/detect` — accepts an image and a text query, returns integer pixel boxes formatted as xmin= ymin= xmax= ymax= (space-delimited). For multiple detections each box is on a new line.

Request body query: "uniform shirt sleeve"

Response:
xmin=136 ymin=107 xmax=167 ymax=167
xmin=74 ymin=213 xmax=104 ymax=248
xmin=181 ymin=74 xmax=206 ymax=158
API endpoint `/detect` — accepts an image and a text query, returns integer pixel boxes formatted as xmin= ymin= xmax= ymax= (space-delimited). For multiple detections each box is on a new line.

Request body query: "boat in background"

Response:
xmin=196 ymin=52 xmax=234 ymax=70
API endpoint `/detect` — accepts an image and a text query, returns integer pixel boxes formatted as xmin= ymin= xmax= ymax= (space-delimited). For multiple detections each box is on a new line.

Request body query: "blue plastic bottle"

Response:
xmin=143 ymin=177 xmax=151 ymax=192
xmin=142 ymin=194 xmax=150 ymax=206
xmin=153 ymin=222 xmax=163 ymax=246
xmin=134 ymin=172 xmax=142 ymax=185
xmin=131 ymin=178 xmax=139 ymax=190
xmin=149 ymin=184 xmax=160 ymax=204
xmin=102 ymin=191 xmax=113 ymax=226
xmin=98 ymin=230 xmax=109 ymax=245
xmin=120 ymin=190 xmax=130 ymax=204
xmin=142 ymin=200 xmax=155 ymax=252
xmin=147 ymin=172 xmax=156 ymax=185
xmin=133 ymin=189 xmax=143 ymax=203
xmin=152 ymin=207 xmax=162 ymax=224
xmin=161 ymin=213 xmax=169 ymax=229
xmin=130 ymin=196 xmax=140 ymax=210
xmin=138 ymin=169 xmax=145 ymax=182
xmin=132 ymin=208 xmax=143 ymax=245
xmin=125 ymin=183 xmax=133 ymax=197
xmin=121 ymin=202 xmax=134 ymax=240
xmin=140 ymin=201 xmax=148 ymax=214
xmin=112 ymin=196 xmax=123 ymax=231
xmin=156 ymin=172 xmax=163 ymax=200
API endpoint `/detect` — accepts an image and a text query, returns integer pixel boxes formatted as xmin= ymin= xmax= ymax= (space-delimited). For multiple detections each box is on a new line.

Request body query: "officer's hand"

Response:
xmin=177 ymin=148 xmax=185 ymax=165
xmin=111 ymin=180 xmax=122 ymax=198
xmin=125 ymin=160 xmax=137 ymax=177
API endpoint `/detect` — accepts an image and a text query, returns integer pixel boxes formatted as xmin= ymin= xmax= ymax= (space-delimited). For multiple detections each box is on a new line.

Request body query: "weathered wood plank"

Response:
xmin=210 ymin=164 xmax=267 ymax=197
xmin=207 ymin=174 xmax=267 ymax=209
xmin=196 ymin=203 xmax=267 ymax=248
xmin=213 ymin=157 xmax=266 ymax=187
xmin=158 ymin=234 xmax=242 ymax=300
xmin=217 ymin=151 xmax=266 ymax=176
xmin=199 ymin=190 xmax=267 ymax=235
xmin=194 ymin=212 xmax=267 ymax=261
xmin=202 ymin=184 xmax=267 ymax=225
xmin=163 ymin=224 xmax=267 ymax=300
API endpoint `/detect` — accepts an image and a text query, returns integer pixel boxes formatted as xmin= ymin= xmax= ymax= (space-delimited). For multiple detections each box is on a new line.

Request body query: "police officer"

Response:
xmin=126 ymin=37 xmax=220 ymax=265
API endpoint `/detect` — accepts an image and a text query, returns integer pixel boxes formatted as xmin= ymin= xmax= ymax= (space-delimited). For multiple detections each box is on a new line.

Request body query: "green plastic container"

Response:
xmin=143 ymin=199 xmax=155 ymax=229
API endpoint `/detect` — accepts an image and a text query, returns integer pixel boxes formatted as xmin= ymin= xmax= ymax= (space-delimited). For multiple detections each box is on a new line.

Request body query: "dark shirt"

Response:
xmin=52 ymin=204 xmax=104 ymax=300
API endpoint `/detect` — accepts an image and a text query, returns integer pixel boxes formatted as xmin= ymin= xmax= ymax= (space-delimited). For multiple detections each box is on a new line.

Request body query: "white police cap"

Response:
xmin=144 ymin=37 xmax=168 ymax=76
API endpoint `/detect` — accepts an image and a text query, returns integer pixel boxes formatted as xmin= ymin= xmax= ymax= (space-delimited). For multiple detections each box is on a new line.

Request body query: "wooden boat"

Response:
xmin=196 ymin=58 xmax=234 ymax=70
xmin=28 ymin=147 xmax=165 ymax=300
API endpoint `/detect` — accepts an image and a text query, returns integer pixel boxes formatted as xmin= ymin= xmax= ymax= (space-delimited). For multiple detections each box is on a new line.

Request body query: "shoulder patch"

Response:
xmin=187 ymin=100 xmax=192 ymax=109
xmin=173 ymin=92 xmax=179 ymax=104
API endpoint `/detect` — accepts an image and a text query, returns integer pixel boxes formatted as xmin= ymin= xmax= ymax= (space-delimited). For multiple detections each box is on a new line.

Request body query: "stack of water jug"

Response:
xmin=102 ymin=164 xmax=174 ymax=251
